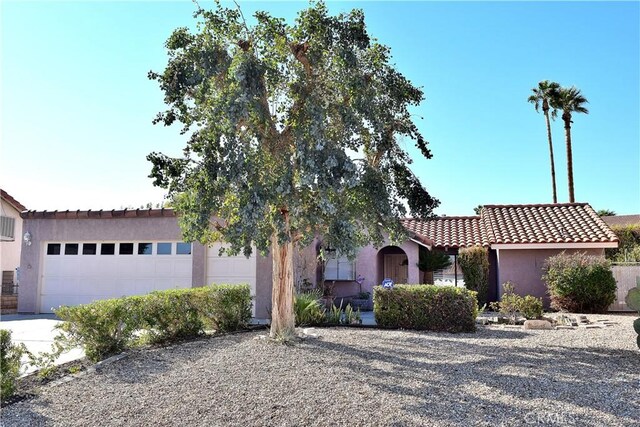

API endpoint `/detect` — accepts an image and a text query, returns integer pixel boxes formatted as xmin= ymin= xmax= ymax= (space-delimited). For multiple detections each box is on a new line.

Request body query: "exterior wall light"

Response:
xmin=23 ymin=231 xmax=32 ymax=246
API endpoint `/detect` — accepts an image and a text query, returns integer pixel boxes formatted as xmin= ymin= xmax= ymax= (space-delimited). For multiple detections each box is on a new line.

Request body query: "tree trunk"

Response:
xmin=269 ymin=214 xmax=296 ymax=340
xmin=563 ymin=113 xmax=575 ymax=203
xmin=544 ymin=110 xmax=558 ymax=204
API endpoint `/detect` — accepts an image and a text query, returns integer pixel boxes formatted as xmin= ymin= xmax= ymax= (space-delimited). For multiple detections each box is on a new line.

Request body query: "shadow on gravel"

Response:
xmin=304 ymin=334 xmax=640 ymax=426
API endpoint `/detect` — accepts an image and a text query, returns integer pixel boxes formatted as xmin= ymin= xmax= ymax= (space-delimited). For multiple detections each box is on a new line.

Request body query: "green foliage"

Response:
xmin=542 ymin=252 xmax=616 ymax=313
xmin=26 ymin=339 xmax=68 ymax=380
xmin=417 ymin=247 xmax=452 ymax=273
xmin=294 ymin=290 xmax=326 ymax=326
xmin=147 ymin=0 xmax=439 ymax=267
xmin=606 ymin=225 xmax=640 ymax=263
xmin=458 ymin=246 xmax=489 ymax=306
xmin=373 ymin=285 xmax=477 ymax=332
xmin=326 ymin=302 xmax=343 ymax=325
xmin=626 ymin=278 xmax=640 ymax=313
xmin=343 ymin=304 xmax=361 ymax=325
xmin=55 ymin=285 xmax=252 ymax=362
xmin=356 ymin=291 xmax=371 ymax=300
xmin=1 ymin=329 xmax=25 ymax=400
xmin=597 ymin=209 xmax=616 ymax=217
xmin=490 ymin=282 xmax=543 ymax=323
xmin=55 ymin=298 xmax=140 ymax=362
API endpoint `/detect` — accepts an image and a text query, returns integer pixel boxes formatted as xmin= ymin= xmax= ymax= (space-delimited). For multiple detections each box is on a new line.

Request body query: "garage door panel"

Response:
xmin=206 ymin=244 xmax=256 ymax=316
xmin=40 ymin=241 xmax=193 ymax=313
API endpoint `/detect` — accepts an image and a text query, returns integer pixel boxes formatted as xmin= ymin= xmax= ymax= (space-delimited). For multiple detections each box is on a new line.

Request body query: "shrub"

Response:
xmin=196 ymin=285 xmax=253 ymax=332
xmin=373 ymin=285 xmax=477 ymax=332
xmin=294 ymin=290 xmax=326 ymax=326
xmin=139 ymin=289 xmax=204 ymax=343
xmin=605 ymin=225 xmax=640 ymax=262
xmin=458 ymin=246 xmax=489 ymax=306
xmin=542 ymin=252 xmax=616 ymax=313
xmin=55 ymin=284 xmax=252 ymax=362
xmin=55 ymin=297 xmax=141 ymax=362
xmin=1 ymin=329 xmax=25 ymax=400
xmin=490 ymin=282 xmax=543 ymax=323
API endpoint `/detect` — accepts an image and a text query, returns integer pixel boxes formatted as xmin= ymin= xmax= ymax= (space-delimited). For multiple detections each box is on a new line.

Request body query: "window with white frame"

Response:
xmin=324 ymin=254 xmax=355 ymax=281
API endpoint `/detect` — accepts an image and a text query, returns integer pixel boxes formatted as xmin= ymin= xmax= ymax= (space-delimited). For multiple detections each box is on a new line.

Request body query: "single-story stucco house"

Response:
xmin=1 ymin=189 xmax=27 ymax=313
xmin=16 ymin=202 xmax=617 ymax=318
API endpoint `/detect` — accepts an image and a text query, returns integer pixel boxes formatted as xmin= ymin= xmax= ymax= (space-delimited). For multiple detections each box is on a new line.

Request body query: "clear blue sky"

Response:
xmin=2 ymin=1 xmax=639 ymax=215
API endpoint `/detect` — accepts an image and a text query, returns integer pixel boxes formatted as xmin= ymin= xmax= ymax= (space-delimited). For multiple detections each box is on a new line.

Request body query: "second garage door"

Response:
xmin=205 ymin=243 xmax=257 ymax=315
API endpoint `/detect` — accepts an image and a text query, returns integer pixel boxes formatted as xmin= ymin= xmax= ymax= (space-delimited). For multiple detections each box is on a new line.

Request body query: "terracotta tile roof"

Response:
xmin=601 ymin=215 xmax=640 ymax=227
xmin=0 ymin=189 xmax=27 ymax=212
xmin=401 ymin=216 xmax=488 ymax=248
xmin=481 ymin=203 xmax=618 ymax=244
xmin=21 ymin=208 xmax=176 ymax=220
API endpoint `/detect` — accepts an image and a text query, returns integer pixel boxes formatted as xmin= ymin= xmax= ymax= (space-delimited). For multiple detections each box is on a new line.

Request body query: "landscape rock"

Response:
xmin=524 ymin=320 xmax=553 ymax=330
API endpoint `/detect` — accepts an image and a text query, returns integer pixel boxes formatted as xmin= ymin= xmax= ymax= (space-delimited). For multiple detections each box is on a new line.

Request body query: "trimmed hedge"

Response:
xmin=55 ymin=284 xmax=252 ymax=362
xmin=542 ymin=252 xmax=616 ymax=313
xmin=373 ymin=285 xmax=478 ymax=332
xmin=458 ymin=246 xmax=489 ymax=306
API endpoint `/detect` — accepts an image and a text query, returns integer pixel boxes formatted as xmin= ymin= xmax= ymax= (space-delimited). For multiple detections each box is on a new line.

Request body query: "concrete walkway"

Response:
xmin=360 ymin=311 xmax=376 ymax=326
xmin=0 ymin=314 xmax=84 ymax=374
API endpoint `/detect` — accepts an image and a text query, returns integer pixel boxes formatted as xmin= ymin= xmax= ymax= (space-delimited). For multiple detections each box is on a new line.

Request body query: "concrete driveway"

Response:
xmin=0 ymin=314 xmax=84 ymax=374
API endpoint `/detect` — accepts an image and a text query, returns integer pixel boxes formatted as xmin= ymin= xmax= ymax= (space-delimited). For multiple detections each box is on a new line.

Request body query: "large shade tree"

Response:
xmin=528 ymin=80 xmax=561 ymax=203
xmin=554 ymin=86 xmax=589 ymax=203
xmin=147 ymin=1 xmax=438 ymax=339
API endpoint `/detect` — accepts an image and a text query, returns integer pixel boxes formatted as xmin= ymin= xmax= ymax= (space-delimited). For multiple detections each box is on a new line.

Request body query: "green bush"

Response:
xmin=1 ymin=329 xmax=25 ymax=400
xmin=458 ymin=246 xmax=489 ymax=306
xmin=605 ymin=225 xmax=640 ymax=262
xmin=490 ymin=282 xmax=543 ymax=323
xmin=294 ymin=290 xmax=326 ymax=326
xmin=55 ymin=284 xmax=253 ymax=362
xmin=373 ymin=285 xmax=478 ymax=332
xmin=139 ymin=289 xmax=204 ymax=343
xmin=542 ymin=252 xmax=616 ymax=313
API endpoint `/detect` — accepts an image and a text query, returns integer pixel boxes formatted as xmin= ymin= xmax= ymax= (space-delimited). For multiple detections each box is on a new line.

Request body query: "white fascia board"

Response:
xmin=409 ymin=238 xmax=432 ymax=250
xmin=490 ymin=242 xmax=618 ymax=250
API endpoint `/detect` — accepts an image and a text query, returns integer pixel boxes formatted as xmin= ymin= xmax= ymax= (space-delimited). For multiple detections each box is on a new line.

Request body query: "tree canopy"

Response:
xmin=148 ymin=0 xmax=438 ymax=258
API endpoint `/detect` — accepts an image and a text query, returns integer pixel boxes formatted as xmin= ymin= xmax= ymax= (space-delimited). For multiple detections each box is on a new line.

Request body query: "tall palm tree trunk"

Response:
xmin=563 ymin=114 xmax=575 ymax=203
xmin=544 ymin=110 xmax=558 ymax=203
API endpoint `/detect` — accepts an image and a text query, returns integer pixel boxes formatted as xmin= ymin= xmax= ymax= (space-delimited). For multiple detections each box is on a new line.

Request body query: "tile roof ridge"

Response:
xmin=483 ymin=202 xmax=589 ymax=209
xmin=0 ymin=189 xmax=27 ymax=212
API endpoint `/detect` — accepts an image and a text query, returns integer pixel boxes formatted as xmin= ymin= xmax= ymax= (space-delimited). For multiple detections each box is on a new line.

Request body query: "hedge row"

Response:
xmin=55 ymin=285 xmax=252 ymax=362
xmin=373 ymin=285 xmax=478 ymax=332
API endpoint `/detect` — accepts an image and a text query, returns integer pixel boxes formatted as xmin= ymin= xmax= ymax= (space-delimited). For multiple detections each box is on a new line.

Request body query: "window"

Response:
xmin=119 ymin=243 xmax=134 ymax=255
xmin=0 ymin=216 xmax=15 ymax=240
xmin=82 ymin=243 xmax=97 ymax=255
xmin=101 ymin=243 xmax=115 ymax=255
xmin=138 ymin=243 xmax=152 ymax=255
xmin=47 ymin=243 xmax=61 ymax=255
xmin=64 ymin=244 xmax=79 ymax=255
xmin=157 ymin=242 xmax=172 ymax=255
xmin=325 ymin=254 xmax=355 ymax=281
xmin=176 ymin=242 xmax=192 ymax=255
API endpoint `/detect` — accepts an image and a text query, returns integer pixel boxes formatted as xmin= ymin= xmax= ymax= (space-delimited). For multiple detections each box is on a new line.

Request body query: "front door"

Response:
xmin=384 ymin=254 xmax=408 ymax=284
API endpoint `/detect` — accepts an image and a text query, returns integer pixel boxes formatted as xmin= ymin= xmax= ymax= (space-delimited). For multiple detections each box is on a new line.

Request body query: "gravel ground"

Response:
xmin=1 ymin=313 xmax=638 ymax=427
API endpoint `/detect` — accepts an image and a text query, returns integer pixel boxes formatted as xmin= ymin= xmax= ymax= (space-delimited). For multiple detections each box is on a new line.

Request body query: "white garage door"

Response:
xmin=206 ymin=243 xmax=257 ymax=315
xmin=40 ymin=241 xmax=192 ymax=313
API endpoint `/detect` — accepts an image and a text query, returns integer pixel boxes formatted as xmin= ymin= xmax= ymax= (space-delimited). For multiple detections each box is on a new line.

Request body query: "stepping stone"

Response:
xmin=555 ymin=325 xmax=575 ymax=330
xmin=578 ymin=324 xmax=604 ymax=329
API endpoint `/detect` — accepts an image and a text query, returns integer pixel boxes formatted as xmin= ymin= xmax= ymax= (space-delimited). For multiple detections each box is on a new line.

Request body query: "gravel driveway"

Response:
xmin=2 ymin=314 xmax=638 ymax=427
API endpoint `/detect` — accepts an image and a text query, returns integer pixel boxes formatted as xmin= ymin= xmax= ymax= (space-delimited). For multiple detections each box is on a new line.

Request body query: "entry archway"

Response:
xmin=377 ymin=246 xmax=408 ymax=285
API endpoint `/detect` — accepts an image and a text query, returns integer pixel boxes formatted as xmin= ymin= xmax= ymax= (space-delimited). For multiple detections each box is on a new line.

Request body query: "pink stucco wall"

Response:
xmin=497 ymin=248 xmax=605 ymax=305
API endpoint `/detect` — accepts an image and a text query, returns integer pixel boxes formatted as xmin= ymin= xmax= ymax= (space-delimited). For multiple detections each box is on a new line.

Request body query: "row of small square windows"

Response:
xmin=46 ymin=242 xmax=192 ymax=256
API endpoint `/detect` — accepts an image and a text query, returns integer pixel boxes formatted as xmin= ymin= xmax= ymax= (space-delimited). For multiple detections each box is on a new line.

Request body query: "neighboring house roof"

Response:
xmin=482 ymin=203 xmax=618 ymax=244
xmin=401 ymin=216 xmax=488 ymax=248
xmin=1 ymin=189 xmax=27 ymax=212
xmin=403 ymin=203 xmax=618 ymax=249
xmin=601 ymin=215 xmax=640 ymax=227
xmin=21 ymin=208 xmax=176 ymax=220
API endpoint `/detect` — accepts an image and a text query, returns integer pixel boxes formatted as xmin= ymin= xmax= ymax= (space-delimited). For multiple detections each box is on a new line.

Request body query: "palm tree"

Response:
xmin=528 ymin=80 xmax=561 ymax=203
xmin=554 ymin=86 xmax=589 ymax=203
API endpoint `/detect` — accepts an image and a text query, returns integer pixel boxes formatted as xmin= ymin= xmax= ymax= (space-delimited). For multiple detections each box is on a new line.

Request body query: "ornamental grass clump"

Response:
xmin=542 ymin=252 xmax=616 ymax=313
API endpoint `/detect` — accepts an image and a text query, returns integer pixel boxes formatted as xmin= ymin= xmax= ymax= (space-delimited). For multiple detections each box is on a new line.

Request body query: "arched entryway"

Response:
xmin=377 ymin=246 xmax=408 ymax=285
